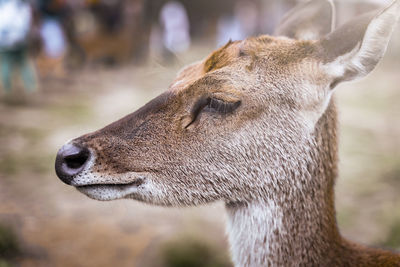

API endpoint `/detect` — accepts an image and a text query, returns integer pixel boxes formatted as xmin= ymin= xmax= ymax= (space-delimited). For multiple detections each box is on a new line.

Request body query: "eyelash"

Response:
xmin=205 ymin=98 xmax=241 ymax=114
xmin=185 ymin=97 xmax=241 ymax=129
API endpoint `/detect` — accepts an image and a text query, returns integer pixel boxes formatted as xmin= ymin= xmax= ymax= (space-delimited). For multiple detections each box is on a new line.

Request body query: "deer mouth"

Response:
xmin=75 ymin=178 xmax=144 ymax=189
xmin=74 ymin=178 xmax=146 ymax=200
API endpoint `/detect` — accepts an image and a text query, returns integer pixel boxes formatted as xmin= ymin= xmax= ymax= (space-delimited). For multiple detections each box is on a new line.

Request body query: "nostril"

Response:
xmin=64 ymin=149 xmax=90 ymax=169
xmin=55 ymin=143 xmax=91 ymax=185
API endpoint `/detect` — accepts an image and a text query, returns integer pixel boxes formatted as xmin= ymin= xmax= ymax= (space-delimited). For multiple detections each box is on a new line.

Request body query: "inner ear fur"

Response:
xmin=317 ymin=0 xmax=400 ymax=88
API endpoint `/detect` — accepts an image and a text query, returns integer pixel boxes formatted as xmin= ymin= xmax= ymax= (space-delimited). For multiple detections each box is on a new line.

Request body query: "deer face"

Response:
xmin=55 ymin=0 xmax=399 ymax=205
xmin=55 ymin=38 xmax=325 ymax=204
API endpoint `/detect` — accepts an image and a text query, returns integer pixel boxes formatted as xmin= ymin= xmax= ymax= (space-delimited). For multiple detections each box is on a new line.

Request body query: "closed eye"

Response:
xmin=205 ymin=97 xmax=241 ymax=114
xmin=184 ymin=97 xmax=241 ymax=129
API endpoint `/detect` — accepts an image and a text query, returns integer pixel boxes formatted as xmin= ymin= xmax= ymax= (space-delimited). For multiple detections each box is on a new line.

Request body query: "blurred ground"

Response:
xmin=335 ymin=53 xmax=400 ymax=249
xmin=0 ymin=41 xmax=399 ymax=267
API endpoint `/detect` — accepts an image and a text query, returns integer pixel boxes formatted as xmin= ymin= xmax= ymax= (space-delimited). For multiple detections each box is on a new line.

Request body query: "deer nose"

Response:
xmin=55 ymin=143 xmax=91 ymax=185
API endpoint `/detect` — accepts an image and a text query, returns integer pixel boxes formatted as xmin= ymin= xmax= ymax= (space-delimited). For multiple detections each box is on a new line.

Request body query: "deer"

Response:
xmin=55 ymin=0 xmax=400 ymax=265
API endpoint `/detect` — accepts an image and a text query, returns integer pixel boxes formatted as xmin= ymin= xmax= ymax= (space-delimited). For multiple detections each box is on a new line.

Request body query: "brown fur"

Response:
xmin=56 ymin=1 xmax=400 ymax=265
xmin=69 ymin=36 xmax=400 ymax=265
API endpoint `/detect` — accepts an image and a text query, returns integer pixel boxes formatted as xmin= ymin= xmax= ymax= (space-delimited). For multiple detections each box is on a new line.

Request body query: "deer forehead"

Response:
xmin=169 ymin=36 xmax=329 ymax=109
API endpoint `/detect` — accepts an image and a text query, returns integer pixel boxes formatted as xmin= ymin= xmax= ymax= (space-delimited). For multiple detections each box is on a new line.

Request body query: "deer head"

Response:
xmin=55 ymin=0 xmax=399 ymax=210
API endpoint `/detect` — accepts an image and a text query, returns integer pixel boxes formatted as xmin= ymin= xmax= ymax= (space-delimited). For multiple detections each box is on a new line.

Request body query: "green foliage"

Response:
xmin=0 ymin=259 xmax=12 ymax=267
xmin=382 ymin=220 xmax=400 ymax=249
xmin=162 ymin=237 xmax=232 ymax=267
xmin=48 ymin=101 xmax=92 ymax=124
xmin=0 ymin=224 xmax=20 ymax=260
xmin=0 ymin=153 xmax=53 ymax=175
xmin=0 ymin=125 xmax=51 ymax=176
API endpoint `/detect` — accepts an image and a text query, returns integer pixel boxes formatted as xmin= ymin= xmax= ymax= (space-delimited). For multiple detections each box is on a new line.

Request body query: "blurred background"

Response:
xmin=0 ymin=0 xmax=399 ymax=266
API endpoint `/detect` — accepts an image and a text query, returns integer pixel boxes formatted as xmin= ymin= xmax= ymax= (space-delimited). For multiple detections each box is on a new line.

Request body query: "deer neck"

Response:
xmin=225 ymin=99 xmax=341 ymax=266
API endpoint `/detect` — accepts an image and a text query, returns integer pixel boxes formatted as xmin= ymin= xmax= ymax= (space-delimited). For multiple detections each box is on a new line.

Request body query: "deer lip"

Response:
xmin=74 ymin=178 xmax=145 ymax=189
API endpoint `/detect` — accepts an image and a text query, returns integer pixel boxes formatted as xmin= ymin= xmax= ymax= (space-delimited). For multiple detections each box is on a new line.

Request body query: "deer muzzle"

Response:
xmin=55 ymin=143 xmax=92 ymax=185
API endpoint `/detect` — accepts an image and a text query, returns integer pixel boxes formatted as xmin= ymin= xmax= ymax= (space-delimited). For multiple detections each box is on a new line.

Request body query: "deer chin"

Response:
xmin=71 ymin=170 xmax=148 ymax=200
xmin=75 ymin=179 xmax=145 ymax=201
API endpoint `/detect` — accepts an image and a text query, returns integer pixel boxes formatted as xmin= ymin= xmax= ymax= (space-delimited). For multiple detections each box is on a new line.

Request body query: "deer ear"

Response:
xmin=274 ymin=0 xmax=335 ymax=40
xmin=319 ymin=0 xmax=400 ymax=88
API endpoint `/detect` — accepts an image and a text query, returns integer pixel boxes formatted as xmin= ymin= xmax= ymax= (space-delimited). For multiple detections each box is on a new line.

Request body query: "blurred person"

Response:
xmin=159 ymin=1 xmax=190 ymax=61
xmin=87 ymin=0 xmax=124 ymax=34
xmin=75 ymin=0 xmax=148 ymax=66
xmin=35 ymin=0 xmax=85 ymax=71
xmin=40 ymin=15 xmax=67 ymax=58
xmin=82 ymin=0 xmax=129 ymax=65
xmin=0 ymin=0 xmax=37 ymax=92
